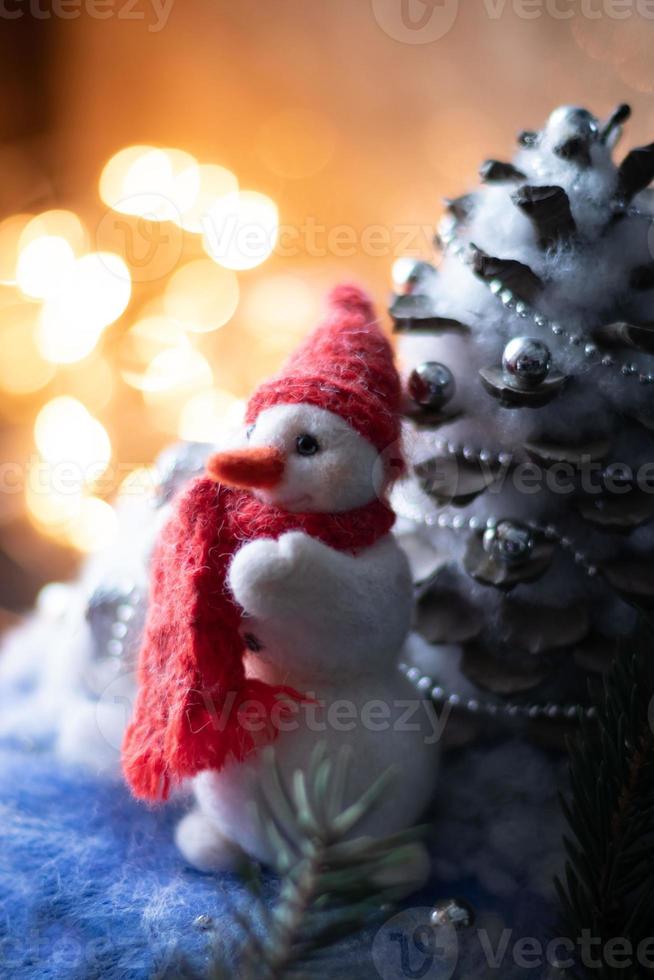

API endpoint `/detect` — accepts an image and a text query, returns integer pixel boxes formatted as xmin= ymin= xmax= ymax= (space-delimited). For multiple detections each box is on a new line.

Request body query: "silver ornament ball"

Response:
xmin=408 ymin=362 xmax=455 ymax=410
xmin=483 ymin=519 xmax=535 ymax=565
xmin=502 ymin=337 xmax=551 ymax=389
xmin=391 ymin=257 xmax=437 ymax=296
xmin=431 ymin=898 xmax=475 ymax=931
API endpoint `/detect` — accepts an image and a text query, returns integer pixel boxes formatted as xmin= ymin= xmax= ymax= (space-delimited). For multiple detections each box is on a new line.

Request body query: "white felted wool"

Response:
xmin=245 ymin=402 xmax=383 ymax=512
xmin=108 ymin=287 xmax=441 ymax=870
xmin=177 ymin=402 xmax=439 ymax=871
xmin=394 ymin=103 xmax=654 ymax=719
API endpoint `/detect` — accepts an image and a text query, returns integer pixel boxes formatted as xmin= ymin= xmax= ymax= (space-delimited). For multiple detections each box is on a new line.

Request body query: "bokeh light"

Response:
xmin=100 ymin=145 xmax=199 ymax=222
xmin=0 ymin=214 xmax=33 ymax=283
xmin=18 ymin=210 xmax=87 ymax=255
xmin=177 ymin=387 xmax=243 ymax=442
xmin=25 ymin=475 xmax=83 ymax=532
xmin=142 ymin=347 xmax=213 ymax=396
xmin=34 ymin=397 xmax=111 ymax=478
xmin=0 ymin=304 xmax=54 ymax=394
xmin=177 ymin=163 xmax=238 ymax=234
xmin=38 ymin=252 xmax=131 ymax=363
xmin=164 ymin=258 xmax=239 ymax=333
xmin=64 ymin=496 xmax=117 ymax=553
xmin=202 ymin=191 xmax=278 ymax=271
xmin=16 ymin=236 xmax=76 ymax=300
xmin=120 ymin=315 xmax=189 ymax=391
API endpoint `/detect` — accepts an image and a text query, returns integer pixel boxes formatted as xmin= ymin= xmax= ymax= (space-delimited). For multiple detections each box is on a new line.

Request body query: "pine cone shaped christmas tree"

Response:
xmin=392 ymin=103 xmax=654 ymax=733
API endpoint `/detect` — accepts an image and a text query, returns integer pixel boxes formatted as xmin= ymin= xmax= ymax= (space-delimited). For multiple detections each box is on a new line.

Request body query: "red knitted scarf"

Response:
xmin=121 ymin=476 xmax=394 ymax=801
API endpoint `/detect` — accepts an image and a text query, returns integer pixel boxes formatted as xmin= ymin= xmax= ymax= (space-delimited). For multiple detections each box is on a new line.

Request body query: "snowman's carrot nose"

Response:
xmin=206 ymin=446 xmax=285 ymax=489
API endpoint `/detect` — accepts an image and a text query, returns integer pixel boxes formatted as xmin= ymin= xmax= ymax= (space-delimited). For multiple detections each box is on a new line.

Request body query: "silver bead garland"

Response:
xmin=427 ymin=437 xmax=514 ymax=469
xmin=86 ymin=581 xmax=141 ymax=662
xmin=398 ymin=661 xmax=598 ymax=723
xmin=438 ymin=220 xmax=654 ymax=385
xmin=394 ymin=502 xmax=600 ymax=578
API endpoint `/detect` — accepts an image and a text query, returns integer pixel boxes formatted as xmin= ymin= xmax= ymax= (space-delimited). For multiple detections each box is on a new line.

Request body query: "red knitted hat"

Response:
xmin=245 ymin=284 xmax=401 ymax=454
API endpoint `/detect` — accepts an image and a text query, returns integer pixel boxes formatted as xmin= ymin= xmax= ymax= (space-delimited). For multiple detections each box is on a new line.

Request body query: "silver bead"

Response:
xmin=193 ymin=914 xmax=215 ymax=931
xmin=502 ymin=337 xmax=552 ymax=389
xmin=489 ymin=279 xmax=503 ymax=294
xmin=408 ymin=362 xmax=455 ymax=410
xmin=584 ymin=342 xmax=597 ymax=357
xmin=85 ymin=584 xmax=145 ymax=663
xmin=500 ymin=289 xmax=514 ymax=306
xmin=550 ymin=323 xmax=564 ymax=336
xmin=483 ymin=519 xmax=535 ymax=565
xmin=431 ymin=898 xmax=475 ymax=931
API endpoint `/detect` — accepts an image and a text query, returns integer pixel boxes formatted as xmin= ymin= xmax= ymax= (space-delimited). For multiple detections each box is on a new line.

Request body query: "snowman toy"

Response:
xmin=122 ymin=285 xmax=439 ymax=871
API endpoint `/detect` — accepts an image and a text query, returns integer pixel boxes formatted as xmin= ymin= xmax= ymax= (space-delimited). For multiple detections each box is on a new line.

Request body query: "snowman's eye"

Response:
xmin=296 ymin=433 xmax=320 ymax=456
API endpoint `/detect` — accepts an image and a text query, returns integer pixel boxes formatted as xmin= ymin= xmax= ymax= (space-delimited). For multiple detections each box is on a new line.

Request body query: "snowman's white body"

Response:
xmin=175 ymin=403 xmax=440 ymax=871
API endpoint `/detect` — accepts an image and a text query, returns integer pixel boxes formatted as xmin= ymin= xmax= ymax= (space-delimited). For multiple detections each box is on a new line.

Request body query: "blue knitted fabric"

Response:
xmin=0 ymin=722 xmax=561 ymax=980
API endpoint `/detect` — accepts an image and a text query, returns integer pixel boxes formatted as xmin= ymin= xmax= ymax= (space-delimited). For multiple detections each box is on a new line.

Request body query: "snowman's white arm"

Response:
xmin=228 ymin=530 xmax=413 ymax=651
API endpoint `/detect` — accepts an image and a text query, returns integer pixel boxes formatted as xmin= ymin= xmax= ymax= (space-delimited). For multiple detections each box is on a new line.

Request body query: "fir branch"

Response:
xmin=223 ymin=742 xmax=430 ymax=980
xmin=556 ymin=622 xmax=654 ymax=980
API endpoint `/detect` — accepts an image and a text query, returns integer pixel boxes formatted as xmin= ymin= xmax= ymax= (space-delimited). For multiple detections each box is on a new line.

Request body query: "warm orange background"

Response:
xmin=1 ymin=0 xmax=653 ymax=610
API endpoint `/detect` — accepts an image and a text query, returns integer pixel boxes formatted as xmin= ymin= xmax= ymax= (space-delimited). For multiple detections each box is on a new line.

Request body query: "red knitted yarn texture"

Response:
xmin=246 ymin=284 xmax=401 ymax=455
xmin=121 ymin=285 xmax=402 ymax=801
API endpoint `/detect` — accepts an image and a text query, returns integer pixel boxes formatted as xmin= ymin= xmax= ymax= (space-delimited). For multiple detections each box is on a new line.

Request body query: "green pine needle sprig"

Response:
xmin=182 ymin=742 xmax=429 ymax=980
xmin=556 ymin=623 xmax=654 ymax=980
